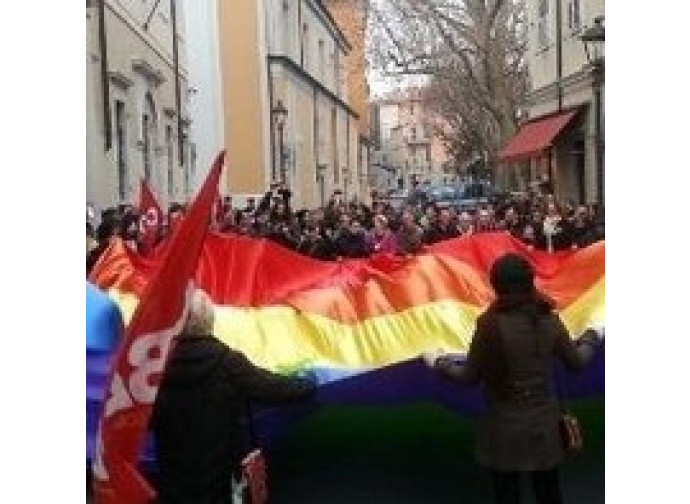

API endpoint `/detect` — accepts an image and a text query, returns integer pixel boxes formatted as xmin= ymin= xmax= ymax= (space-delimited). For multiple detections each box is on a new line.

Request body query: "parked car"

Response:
xmin=453 ymin=181 xmax=494 ymax=210
xmin=378 ymin=189 xmax=410 ymax=210
xmin=409 ymin=182 xmax=494 ymax=211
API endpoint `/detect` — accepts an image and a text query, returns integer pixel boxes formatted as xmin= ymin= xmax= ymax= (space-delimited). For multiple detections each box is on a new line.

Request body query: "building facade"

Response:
xmin=86 ymin=0 xmax=195 ymax=215
xmin=369 ymin=87 xmax=451 ymax=193
xmin=510 ymin=0 xmax=605 ymax=204
xmin=182 ymin=0 xmax=226 ymax=194
xmin=218 ymin=0 xmax=368 ymax=208
xmin=322 ymin=0 xmax=371 ymax=198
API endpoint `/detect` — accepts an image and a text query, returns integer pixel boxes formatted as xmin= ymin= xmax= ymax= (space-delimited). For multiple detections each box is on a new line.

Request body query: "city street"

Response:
xmin=86 ymin=1 xmax=605 ymax=503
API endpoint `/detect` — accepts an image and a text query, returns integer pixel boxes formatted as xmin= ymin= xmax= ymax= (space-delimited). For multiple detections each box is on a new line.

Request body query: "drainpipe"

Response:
xmin=556 ymin=0 xmax=563 ymax=112
xmin=170 ymin=0 xmax=183 ymax=166
xmin=98 ymin=0 xmax=111 ymax=151
xmin=551 ymin=0 xmax=563 ymax=198
xmin=594 ymin=67 xmax=603 ymax=206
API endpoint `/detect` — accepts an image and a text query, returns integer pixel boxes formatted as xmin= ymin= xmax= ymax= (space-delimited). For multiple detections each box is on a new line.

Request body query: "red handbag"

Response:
xmin=241 ymin=449 xmax=268 ymax=504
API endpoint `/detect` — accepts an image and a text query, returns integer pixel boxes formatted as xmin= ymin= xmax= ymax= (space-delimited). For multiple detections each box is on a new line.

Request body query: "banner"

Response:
xmin=91 ymin=232 xmax=604 ymax=385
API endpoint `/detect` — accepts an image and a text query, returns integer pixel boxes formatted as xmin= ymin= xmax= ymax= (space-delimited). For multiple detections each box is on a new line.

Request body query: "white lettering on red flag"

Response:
xmin=138 ymin=180 xmax=163 ymax=255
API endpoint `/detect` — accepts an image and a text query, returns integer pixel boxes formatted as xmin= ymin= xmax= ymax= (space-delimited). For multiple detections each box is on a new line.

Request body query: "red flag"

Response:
xmin=138 ymin=180 xmax=163 ymax=255
xmin=92 ymin=151 xmax=226 ymax=504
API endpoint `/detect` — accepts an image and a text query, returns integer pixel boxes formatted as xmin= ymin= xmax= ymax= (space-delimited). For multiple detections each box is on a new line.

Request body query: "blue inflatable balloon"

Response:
xmin=86 ymin=282 xmax=121 ymax=351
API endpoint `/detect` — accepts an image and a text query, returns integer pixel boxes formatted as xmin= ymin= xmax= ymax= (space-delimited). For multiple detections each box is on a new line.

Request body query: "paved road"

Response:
xmin=267 ymin=401 xmax=604 ymax=503
xmin=87 ymin=400 xmax=604 ymax=503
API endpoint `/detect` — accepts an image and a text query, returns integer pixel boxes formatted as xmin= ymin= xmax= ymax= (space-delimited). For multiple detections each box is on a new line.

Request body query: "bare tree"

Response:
xmin=367 ymin=0 xmax=528 ymax=180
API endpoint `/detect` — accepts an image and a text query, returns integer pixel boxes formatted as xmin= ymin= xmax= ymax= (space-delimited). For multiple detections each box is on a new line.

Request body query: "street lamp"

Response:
xmin=272 ymin=100 xmax=288 ymax=185
xmin=580 ymin=16 xmax=605 ymax=207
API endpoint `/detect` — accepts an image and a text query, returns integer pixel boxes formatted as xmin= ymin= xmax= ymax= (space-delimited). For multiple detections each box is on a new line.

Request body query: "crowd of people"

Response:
xmin=87 ymin=180 xmax=605 ymax=273
xmin=86 ymin=182 xmax=606 ymax=504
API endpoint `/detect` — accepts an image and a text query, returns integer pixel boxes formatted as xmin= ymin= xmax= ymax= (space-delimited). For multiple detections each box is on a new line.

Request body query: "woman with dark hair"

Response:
xmin=427 ymin=253 xmax=602 ymax=504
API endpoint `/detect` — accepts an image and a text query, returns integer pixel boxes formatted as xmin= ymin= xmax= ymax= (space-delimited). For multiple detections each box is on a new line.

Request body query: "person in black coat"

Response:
xmin=501 ymin=207 xmax=524 ymax=239
xmin=566 ymin=206 xmax=591 ymax=248
xmin=426 ymin=254 xmax=602 ymax=504
xmin=423 ymin=208 xmax=460 ymax=244
xmin=333 ymin=215 xmax=369 ymax=258
xmin=297 ymin=225 xmax=336 ymax=260
xmin=151 ymin=291 xmax=317 ymax=504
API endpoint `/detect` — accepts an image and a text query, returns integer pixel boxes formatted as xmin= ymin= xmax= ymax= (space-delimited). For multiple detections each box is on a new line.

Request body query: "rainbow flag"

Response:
xmin=89 ymin=231 xmax=604 ymax=386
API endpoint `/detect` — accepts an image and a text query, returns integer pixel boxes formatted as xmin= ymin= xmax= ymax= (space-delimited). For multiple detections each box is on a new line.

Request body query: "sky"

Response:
xmin=367 ymin=69 xmax=430 ymax=98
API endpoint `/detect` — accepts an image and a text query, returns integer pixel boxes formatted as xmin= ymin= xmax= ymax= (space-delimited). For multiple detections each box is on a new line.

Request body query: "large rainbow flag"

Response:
xmin=89 ymin=231 xmax=604 ymax=385
xmin=87 ymin=231 xmax=604 ymax=461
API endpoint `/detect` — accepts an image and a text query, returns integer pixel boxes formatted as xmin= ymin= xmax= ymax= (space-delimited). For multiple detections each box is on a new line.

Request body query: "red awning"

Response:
xmin=499 ymin=109 xmax=579 ymax=163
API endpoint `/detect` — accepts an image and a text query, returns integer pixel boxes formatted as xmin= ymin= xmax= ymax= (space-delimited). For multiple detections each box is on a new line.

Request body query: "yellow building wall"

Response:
xmin=215 ymin=0 xmax=365 ymax=205
xmin=218 ymin=0 xmax=267 ymax=194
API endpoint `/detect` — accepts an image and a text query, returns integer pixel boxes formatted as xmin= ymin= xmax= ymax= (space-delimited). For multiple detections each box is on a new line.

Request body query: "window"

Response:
xmin=142 ymin=93 xmax=157 ymax=185
xmin=346 ymin=120 xmax=351 ymax=183
xmin=301 ymin=23 xmax=309 ymax=69
xmin=182 ymin=132 xmax=190 ymax=197
xmin=331 ymin=107 xmax=338 ymax=183
xmin=282 ymin=1 xmax=290 ymax=56
xmin=568 ymin=0 xmax=581 ymax=31
xmin=334 ymin=50 xmax=340 ymax=95
xmin=411 ymin=126 xmax=417 ymax=141
xmin=115 ymin=100 xmax=127 ymax=201
xmin=318 ymin=40 xmax=325 ymax=81
xmin=166 ymin=125 xmax=174 ymax=198
xmin=142 ymin=114 xmax=151 ymax=183
xmin=188 ymin=143 xmax=197 ymax=198
xmin=538 ymin=17 xmax=549 ymax=48
xmin=538 ymin=0 xmax=550 ymax=48
xmin=190 ymin=143 xmax=197 ymax=179
xmin=538 ymin=0 xmax=549 ymax=17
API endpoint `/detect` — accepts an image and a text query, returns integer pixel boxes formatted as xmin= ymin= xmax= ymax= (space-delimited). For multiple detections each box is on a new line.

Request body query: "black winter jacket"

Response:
xmin=151 ymin=335 xmax=316 ymax=504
